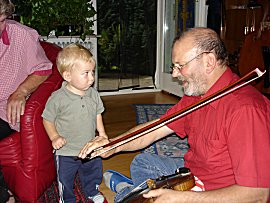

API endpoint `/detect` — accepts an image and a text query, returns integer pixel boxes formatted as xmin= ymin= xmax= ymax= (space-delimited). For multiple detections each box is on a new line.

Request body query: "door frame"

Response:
xmin=156 ymin=0 xmax=207 ymax=97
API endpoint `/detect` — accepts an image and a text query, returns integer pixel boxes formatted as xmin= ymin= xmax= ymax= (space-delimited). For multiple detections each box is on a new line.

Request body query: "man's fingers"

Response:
xmin=78 ymin=138 xmax=110 ymax=158
xmin=143 ymin=189 xmax=163 ymax=199
xmin=78 ymin=142 xmax=96 ymax=158
xmin=91 ymin=147 xmax=111 ymax=158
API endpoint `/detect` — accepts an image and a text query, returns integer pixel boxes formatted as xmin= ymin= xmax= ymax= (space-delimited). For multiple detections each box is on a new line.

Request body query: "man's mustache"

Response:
xmin=177 ymin=76 xmax=187 ymax=84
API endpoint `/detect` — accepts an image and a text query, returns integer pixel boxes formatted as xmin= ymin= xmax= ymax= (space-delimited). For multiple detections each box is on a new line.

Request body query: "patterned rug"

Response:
xmin=134 ymin=104 xmax=189 ymax=159
xmin=39 ymin=172 xmax=108 ymax=203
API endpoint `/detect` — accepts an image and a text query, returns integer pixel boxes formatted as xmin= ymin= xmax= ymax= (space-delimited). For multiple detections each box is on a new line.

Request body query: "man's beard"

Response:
xmin=178 ymin=70 xmax=208 ymax=96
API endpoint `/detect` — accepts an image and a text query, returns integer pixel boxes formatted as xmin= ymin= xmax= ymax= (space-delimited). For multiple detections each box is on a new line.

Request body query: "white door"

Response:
xmin=156 ymin=0 xmax=207 ymax=97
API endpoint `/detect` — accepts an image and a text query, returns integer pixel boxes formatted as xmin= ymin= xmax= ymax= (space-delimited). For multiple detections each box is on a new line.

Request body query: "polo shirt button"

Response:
xmin=82 ymin=105 xmax=85 ymax=108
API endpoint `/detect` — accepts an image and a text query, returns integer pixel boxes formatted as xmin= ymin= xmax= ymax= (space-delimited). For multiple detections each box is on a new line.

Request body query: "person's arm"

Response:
xmin=96 ymin=114 xmax=107 ymax=138
xmin=43 ymin=119 xmax=66 ymax=149
xmin=113 ymin=119 xmax=173 ymax=152
xmin=143 ymin=185 xmax=270 ymax=203
xmin=78 ymin=118 xmax=174 ymax=158
xmin=7 ymin=74 xmax=50 ymax=125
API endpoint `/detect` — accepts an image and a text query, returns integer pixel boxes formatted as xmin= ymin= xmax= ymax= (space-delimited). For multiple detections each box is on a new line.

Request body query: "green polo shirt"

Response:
xmin=42 ymin=81 xmax=104 ymax=156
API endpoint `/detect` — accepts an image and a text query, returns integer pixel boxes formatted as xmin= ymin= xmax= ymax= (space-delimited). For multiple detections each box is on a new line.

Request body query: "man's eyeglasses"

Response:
xmin=170 ymin=49 xmax=214 ymax=73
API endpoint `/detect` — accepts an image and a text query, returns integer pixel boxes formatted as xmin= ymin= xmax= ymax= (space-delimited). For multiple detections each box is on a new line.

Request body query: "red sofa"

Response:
xmin=0 ymin=41 xmax=63 ymax=202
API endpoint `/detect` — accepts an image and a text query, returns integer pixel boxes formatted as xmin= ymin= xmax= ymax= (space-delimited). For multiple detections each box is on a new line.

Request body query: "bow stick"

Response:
xmin=88 ymin=68 xmax=265 ymax=159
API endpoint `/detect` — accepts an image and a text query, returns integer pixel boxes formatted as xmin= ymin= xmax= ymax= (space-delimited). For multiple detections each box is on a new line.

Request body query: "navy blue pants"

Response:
xmin=55 ymin=155 xmax=102 ymax=203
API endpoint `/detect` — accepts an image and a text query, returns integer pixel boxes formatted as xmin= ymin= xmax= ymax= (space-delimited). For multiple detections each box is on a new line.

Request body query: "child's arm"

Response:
xmin=96 ymin=114 xmax=108 ymax=138
xmin=43 ymin=119 xmax=66 ymax=149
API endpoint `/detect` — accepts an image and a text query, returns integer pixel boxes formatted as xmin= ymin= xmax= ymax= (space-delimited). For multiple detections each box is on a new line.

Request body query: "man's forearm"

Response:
xmin=159 ymin=185 xmax=269 ymax=203
xmin=186 ymin=185 xmax=269 ymax=203
xmin=79 ymin=119 xmax=173 ymax=159
xmin=145 ymin=185 xmax=269 ymax=203
xmin=114 ymin=119 xmax=173 ymax=153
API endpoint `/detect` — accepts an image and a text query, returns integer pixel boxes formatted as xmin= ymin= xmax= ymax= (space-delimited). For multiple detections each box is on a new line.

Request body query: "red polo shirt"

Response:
xmin=161 ymin=68 xmax=270 ymax=191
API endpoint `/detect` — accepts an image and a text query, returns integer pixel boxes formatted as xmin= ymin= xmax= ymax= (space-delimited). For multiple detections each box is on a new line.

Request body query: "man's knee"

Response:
xmin=131 ymin=153 xmax=155 ymax=169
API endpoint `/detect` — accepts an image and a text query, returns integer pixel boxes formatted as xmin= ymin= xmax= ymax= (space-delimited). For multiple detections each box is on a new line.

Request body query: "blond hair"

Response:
xmin=56 ymin=43 xmax=95 ymax=76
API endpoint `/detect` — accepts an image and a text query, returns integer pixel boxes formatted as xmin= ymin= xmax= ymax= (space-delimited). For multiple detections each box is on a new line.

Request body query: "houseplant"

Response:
xmin=16 ymin=0 xmax=96 ymax=40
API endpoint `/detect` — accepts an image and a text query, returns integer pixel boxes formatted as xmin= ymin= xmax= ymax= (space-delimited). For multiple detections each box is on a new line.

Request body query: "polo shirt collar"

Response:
xmin=201 ymin=68 xmax=236 ymax=108
xmin=0 ymin=26 xmax=10 ymax=45
xmin=61 ymin=81 xmax=91 ymax=100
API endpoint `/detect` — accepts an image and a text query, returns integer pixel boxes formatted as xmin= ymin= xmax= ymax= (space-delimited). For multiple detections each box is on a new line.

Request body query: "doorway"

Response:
xmin=157 ymin=0 xmax=196 ymax=97
xmin=157 ymin=0 xmax=207 ymax=97
xmin=96 ymin=0 xmax=157 ymax=92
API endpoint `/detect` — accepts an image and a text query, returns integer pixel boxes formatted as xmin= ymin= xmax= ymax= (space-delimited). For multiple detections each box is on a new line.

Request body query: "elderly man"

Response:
xmin=79 ymin=27 xmax=270 ymax=203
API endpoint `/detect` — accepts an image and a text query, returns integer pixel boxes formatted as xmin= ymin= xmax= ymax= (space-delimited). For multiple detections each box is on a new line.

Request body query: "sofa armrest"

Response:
xmin=20 ymin=79 xmax=62 ymax=170
xmin=20 ymin=42 xmax=63 ymax=170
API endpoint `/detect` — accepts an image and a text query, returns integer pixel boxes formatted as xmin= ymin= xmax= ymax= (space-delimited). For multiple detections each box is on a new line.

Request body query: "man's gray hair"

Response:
xmin=173 ymin=27 xmax=229 ymax=67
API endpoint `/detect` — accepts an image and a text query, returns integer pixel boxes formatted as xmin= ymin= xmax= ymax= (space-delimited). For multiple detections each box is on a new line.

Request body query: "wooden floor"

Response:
xmin=99 ymin=91 xmax=180 ymax=203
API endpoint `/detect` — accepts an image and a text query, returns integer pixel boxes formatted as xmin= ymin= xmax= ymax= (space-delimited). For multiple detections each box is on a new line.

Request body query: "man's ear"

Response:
xmin=62 ymin=71 xmax=71 ymax=82
xmin=204 ymin=53 xmax=217 ymax=74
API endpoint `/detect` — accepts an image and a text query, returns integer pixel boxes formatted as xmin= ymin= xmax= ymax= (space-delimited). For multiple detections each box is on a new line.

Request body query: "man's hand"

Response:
xmin=78 ymin=136 xmax=113 ymax=159
xmin=52 ymin=136 xmax=66 ymax=149
xmin=143 ymin=188 xmax=183 ymax=203
xmin=7 ymin=92 xmax=26 ymax=125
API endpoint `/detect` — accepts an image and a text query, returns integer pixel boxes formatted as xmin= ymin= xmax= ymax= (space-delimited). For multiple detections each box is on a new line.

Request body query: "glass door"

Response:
xmin=157 ymin=0 xmax=206 ymax=97
xmin=96 ymin=0 xmax=157 ymax=92
xmin=157 ymin=0 xmax=183 ymax=97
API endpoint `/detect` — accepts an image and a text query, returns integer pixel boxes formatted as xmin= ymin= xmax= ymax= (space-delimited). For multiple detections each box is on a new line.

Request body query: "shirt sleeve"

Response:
xmin=25 ymin=29 xmax=52 ymax=75
xmin=227 ymin=104 xmax=270 ymax=187
xmin=42 ymin=93 xmax=59 ymax=123
xmin=96 ymin=91 xmax=105 ymax=115
xmin=33 ymin=69 xmax=52 ymax=76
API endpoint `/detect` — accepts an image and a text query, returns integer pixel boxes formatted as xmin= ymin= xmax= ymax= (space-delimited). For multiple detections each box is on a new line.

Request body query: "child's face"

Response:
xmin=64 ymin=60 xmax=95 ymax=95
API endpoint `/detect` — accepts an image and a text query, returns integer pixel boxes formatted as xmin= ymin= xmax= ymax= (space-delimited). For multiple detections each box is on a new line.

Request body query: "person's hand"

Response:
xmin=78 ymin=136 xmax=114 ymax=159
xmin=7 ymin=92 xmax=27 ymax=125
xmin=52 ymin=136 xmax=66 ymax=149
xmin=143 ymin=188 xmax=183 ymax=203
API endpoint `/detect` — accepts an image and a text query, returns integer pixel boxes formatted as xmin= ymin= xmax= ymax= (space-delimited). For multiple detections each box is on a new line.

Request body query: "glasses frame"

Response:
xmin=170 ymin=51 xmax=212 ymax=73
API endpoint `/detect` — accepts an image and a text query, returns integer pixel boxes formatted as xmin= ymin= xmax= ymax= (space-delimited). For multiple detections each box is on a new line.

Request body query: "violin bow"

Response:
xmin=88 ymin=68 xmax=265 ymax=159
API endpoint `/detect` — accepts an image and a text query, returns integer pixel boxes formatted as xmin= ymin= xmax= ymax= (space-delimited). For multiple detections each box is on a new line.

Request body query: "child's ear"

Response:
xmin=62 ymin=71 xmax=71 ymax=82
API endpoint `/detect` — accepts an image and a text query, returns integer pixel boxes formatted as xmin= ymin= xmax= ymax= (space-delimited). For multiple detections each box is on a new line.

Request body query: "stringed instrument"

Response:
xmin=118 ymin=167 xmax=195 ymax=203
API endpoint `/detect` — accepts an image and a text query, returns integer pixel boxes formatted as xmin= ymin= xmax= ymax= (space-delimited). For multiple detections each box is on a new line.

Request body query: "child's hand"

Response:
xmin=52 ymin=136 xmax=66 ymax=149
